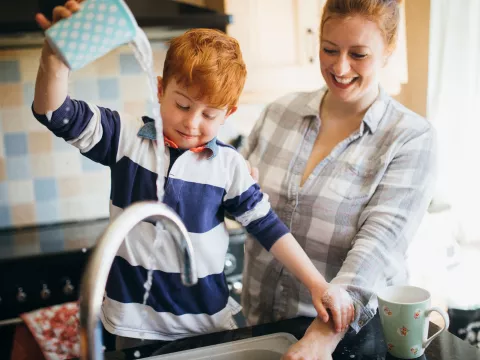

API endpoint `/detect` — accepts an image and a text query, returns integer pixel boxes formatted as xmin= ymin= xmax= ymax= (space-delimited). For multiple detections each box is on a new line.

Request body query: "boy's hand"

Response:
xmin=310 ymin=283 xmax=355 ymax=333
xmin=35 ymin=0 xmax=84 ymax=31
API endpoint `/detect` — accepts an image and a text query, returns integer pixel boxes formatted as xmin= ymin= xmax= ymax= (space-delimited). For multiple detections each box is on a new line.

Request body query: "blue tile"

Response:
xmin=34 ymin=178 xmax=58 ymax=202
xmin=23 ymin=82 xmax=35 ymax=104
xmin=119 ymin=54 xmax=142 ymax=74
xmin=73 ymin=79 xmax=99 ymax=101
xmin=4 ymin=133 xmax=28 ymax=156
xmin=0 ymin=60 xmax=20 ymax=83
xmin=81 ymin=156 xmax=104 ymax=172
xmin=35 ymin=201 xmax=59 ymax=224
xmin=6 ymin=157 xmax=31 ymax=180
xmin=53 ymin=135 xmax=76 ymax=152
xmin=39 ymin=228 xmax=65 ymax=252
xmin=0 ymin=206 xmax=11 ymax=228
xmin=98 ymin=78 xmax=120 ymax=100
xmin=0 ymin=182 xmax=7 ymax=206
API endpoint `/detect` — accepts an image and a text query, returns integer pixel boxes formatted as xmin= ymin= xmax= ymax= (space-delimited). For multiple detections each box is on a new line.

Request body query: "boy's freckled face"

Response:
xmin=158 ymin=77 xmax=234 ymax=149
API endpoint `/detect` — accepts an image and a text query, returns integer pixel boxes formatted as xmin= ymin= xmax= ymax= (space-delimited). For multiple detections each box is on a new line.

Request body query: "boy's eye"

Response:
xmin=351 ymin=52 xmax=367 ymax=59
xmin=176 ymin=103 xmax=189 ymax=110
xmin=323 ymin=48 xmax=337 ymax=54
xmin=203 ymin=113 xmax=216 ymax=120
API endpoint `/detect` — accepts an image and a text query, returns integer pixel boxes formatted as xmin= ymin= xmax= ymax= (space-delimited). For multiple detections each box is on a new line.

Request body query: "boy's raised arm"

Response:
xmin=33 ymin=2 xmax=81 ymax=114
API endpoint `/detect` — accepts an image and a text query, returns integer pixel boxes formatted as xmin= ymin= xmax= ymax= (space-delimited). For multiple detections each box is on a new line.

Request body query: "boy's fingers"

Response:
xmin=35 ymin=13 xmax=52 ymax=30
xmin=65 ymin=0 xmax=81 ymax=12
xmin=52 ymin=6 xmax=72 ymax=24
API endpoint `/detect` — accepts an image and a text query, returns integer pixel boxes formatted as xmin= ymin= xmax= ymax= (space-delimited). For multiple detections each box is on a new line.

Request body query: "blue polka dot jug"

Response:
xmin=45 ymin=0 xmax=139 ymax=71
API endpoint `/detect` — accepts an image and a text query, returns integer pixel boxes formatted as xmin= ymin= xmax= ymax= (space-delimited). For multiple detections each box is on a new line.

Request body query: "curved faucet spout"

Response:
xmin=79 ymin=201 xmax=198 ymax=360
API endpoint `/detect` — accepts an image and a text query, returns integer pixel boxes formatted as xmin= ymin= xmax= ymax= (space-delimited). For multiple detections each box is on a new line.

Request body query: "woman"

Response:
xmin=241 ymin=0 xmax=436 ymax=358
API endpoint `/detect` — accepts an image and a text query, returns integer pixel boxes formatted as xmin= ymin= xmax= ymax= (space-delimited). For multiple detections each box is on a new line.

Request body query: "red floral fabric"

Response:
xmin=20 ymin=302 xmax=80 ymax=360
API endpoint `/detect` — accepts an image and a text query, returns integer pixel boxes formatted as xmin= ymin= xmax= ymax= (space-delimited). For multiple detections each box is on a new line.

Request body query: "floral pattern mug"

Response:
xmin=377 ymin=285 xmax=450 ymax=359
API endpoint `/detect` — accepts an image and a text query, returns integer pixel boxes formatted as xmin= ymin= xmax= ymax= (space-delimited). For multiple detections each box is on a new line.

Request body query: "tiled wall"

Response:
xmin=0 ymin=42 xmax=265 ymax=229
xmin=0 ymin=43 xmax=170 ymax=229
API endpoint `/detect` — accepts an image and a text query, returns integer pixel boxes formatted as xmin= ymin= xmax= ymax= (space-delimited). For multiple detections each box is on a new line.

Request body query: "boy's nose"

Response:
xmin=183 ymin=113 xmax=202 ymax=129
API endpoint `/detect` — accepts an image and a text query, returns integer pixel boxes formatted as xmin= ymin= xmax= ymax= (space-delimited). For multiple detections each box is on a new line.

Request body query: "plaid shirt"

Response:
xmin=240 ymin=87 xmax=437 ymax=332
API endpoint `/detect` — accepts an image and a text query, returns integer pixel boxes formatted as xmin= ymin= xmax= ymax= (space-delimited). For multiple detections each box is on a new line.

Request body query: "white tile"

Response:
xmin=0 ymin=107 xmax=31 ymax=133
xmin=7 ymin=180 xmax=34 ymax=204
xmin=81 ymin=171 xmax=111 ymax=195
xmin=119 ymin=76 xmax=150 ymax=101
xmin=59 ymin=194 xmax=109 ymax=222
xmin=82 ymin=194 xmax=110 ymax=218
xmin=30 ymin=154 xmax=55 ymax=178
xmin=53 ymin=152 xmax=82 ymax=177
xmin=58 ymin=196 xmax=84 ymax=222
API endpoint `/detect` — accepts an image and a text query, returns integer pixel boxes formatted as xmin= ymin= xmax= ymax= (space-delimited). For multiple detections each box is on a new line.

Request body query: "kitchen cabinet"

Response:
xmin=225 ymin=0 xmax=325 ymax=103
xmin=225 ymin=0 xmax=408 ymax=103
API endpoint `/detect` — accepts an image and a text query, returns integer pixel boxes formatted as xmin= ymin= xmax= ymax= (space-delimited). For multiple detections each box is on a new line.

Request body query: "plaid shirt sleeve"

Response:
xmin=331 ymin=127 xmax=438 ymax=332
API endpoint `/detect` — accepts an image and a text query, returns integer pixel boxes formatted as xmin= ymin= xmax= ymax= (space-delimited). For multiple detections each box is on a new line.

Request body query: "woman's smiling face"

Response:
xmin=319 ymin=14 xmax=388 ymax=104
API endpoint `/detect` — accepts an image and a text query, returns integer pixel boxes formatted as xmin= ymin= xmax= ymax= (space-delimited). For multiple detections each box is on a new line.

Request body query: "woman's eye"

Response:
xmin=351 ymin=53 xmax=367 ymax=59
xmin=176 ymin=103 xmax=189 ymax=110
xmin=323 ymin=48 xmax=337 ymax=54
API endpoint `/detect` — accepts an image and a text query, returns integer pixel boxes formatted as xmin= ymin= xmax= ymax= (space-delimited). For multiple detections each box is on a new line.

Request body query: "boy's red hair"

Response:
xmin=162 ymin=28 xmax=247 ymax=110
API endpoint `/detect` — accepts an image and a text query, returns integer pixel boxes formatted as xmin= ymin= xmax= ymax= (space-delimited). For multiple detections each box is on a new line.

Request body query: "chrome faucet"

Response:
xmin=78 ymin=201 xmax=198 ymax=360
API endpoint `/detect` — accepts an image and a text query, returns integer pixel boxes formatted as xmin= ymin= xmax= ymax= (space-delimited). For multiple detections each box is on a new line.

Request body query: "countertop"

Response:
xmin=99 ymin=314 xmax=480 ymax=360
xmin=0 ymin=218 xmax=110 ymax=261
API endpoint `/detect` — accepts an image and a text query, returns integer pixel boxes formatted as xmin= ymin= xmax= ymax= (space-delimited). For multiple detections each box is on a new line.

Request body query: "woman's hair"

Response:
xmin=321 ymin=0 xmax=402 ymax=51
xmin=163 ymin=28 xmax=247 ymax=110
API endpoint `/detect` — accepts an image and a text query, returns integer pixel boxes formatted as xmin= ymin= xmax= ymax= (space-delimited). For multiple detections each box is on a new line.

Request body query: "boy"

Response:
xmin=33 ymin=1 xmax=353 ymax=347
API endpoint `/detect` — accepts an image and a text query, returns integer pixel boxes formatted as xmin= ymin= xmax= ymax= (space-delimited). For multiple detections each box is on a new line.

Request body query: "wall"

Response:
xmin=0 ymin=43 xmax=168 ymax=228
xmin=394 ymin=0 xmax=431 ymax=117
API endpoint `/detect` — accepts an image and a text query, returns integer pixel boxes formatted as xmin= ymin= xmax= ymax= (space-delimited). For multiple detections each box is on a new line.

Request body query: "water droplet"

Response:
xmin=82 ymin=248 xmax=87 ymax=253
xmin=63 ymin=118 xmax=69 ymax=124
xmin=134 ymin=350 xmax=141 ymax=358
xmin=46 ymin=111 xmax=53 ymax=121
xmin=350 ymin=355 xmax=355 ymax=358
xmin=102 ymin=346 xmax=106 ymax=352
xmin=66 ymin=107 xmax=70 ymax=111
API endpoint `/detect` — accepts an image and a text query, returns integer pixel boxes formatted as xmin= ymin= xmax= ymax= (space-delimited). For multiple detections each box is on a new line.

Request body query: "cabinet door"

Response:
xmin=225 ymin=0 xmax=325 ymax=103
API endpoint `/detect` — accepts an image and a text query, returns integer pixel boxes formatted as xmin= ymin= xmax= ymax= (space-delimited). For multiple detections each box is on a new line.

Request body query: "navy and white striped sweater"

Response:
xmin=33 ymin=97 xmax=289 ymax=340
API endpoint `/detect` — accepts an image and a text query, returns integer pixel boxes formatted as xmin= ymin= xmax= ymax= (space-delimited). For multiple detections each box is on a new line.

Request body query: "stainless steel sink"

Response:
xmin=145 ymin=333 xmax=298 ymax=360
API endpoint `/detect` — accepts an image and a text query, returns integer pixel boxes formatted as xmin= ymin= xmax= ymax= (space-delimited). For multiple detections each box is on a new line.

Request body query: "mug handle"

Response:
xmin=423 ymin=306 xmax=450 ymax=349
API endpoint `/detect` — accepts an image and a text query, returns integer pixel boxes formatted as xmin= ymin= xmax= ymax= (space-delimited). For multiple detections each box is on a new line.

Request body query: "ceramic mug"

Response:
xmin=45 ymin=0 xmax=139 ymax=70
xmin=377 ymin=285 xmax=450 ymax=359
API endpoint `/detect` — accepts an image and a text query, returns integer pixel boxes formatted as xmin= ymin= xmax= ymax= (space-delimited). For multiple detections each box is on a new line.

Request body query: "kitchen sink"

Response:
xmin=145 ymin=333 xmax=298 ymax=360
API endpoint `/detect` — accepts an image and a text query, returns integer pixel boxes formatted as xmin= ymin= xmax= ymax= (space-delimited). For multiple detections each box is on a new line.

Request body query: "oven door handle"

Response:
xmin=0 ymin=317 xmax=22 ymax=327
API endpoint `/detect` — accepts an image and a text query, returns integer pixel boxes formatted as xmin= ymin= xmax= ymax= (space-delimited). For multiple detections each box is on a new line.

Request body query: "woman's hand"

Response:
xmin=310 ymin=283 xmax=355 ymax=333
xmin=282 ymin=317 xmax=345 ymax=360
xmin=245 ymin=160 xmax=259 ymax=182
